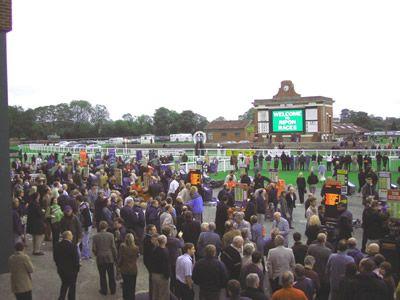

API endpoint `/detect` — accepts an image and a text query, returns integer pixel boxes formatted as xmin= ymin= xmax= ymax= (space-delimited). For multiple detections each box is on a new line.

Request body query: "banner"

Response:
xmin=108 ymin=148 xmax=116 ymax=167
xmin=94 ymin=151 xmax=102 ymax=167
xmin=336 ymin=169 xmax=348 ymax=195
xmin=387 ymin=190 xmax=400 ymax=219
xmin=378 ymin=172 xmax=391 ymax=200
xmin=226 ymin=150 xmax=256 ymax=157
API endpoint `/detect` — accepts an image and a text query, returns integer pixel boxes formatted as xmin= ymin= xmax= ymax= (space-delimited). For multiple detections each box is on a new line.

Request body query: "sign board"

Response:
xmin=270 ymin=109 xmax=304 ymax=133
xmin=108 ymin=148 xmax=116 ymax=167
xmin=114 ymin=168 xmax=123 ymax=186
xmin=94 ymin=151 xmax=102 ymax=167
xmin=378 ymin=172 xmax=391 ymax=200
xmin=269 ymin=168 xmax=279 ymax=183
xmin=188 ymin=170 xmax=202 ymax=186
xmin=324 ymin=183 xmax=342 ymax=219
xmin=387 ymin=190 xmax=400 ymax=219
xmin=336 ymin=169 xmax=348 ymax=195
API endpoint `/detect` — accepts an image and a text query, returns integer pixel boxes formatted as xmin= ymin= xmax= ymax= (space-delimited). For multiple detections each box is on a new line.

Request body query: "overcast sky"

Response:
xmin=7 ymin=0 xmax=400 ymax=121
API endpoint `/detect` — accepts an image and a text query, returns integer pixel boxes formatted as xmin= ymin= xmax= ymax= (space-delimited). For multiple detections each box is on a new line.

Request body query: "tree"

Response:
xmin=239 ymin=108 xmax=255 ymax=121
xmin=390 ymin=120 xmax=398 ymax=131
xmin=91 ymin=104 xmax=110 ymax=134
xmin=69 ymin=100 xmax=93 ymax=123
xmin=153 ymin=107 xmax=180 ymax=136
xmin=122 ymin=113 xmax=134 ymax=122
xmin=213 ymin=116 xmax=226 ymax=121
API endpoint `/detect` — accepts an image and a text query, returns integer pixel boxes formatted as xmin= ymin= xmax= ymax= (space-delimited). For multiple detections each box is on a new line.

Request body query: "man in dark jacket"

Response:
xmin=54 ymin=230 xmax=80 ymax=300
xmin=132 ymin=198 xmax=145 ymax=249
xmin=254 ymin=172 xmax=271 ymax=190
xmin=145 ymin=199 xmax=161 ymax=232
xmin=361 ymin=200 xmax=384 ymax=252
xmin=143 ymin=225 xmax=157 ymax=299
xmin=353 ymin=258 xmax=390 ymax=300
xmin=221 ymin=236 xmax=244 ymax=280
xmin=241 ymin=273 xmax=267 ymax=300
xmin=120 ymin=197 xmax=138 ymax=233
xmin=292 ymin=232 xmax=308 ymax=265
xmin=59 ymin=206 xmax=82 ymax=247
xmin=192 ymin=245 xmax=228 ymax=300
xmin=215 ymin=196 xmax=229 ymax=237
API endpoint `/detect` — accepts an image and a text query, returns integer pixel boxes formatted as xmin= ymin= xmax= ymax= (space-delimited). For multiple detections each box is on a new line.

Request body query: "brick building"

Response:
xmin=205 ymin=120 xmax=253 ymax=143
xmin=253 ymin=81 xmax=334 ymax=142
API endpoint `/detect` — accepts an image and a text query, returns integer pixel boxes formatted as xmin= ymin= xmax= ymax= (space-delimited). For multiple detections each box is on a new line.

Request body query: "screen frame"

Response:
xmin=269 ymin=108 xmax=306 ymax=134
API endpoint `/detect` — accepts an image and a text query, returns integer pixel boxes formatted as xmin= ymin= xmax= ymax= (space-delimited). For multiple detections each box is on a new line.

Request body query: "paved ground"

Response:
xmin=0 ymin=189 xmax=365 ymax=300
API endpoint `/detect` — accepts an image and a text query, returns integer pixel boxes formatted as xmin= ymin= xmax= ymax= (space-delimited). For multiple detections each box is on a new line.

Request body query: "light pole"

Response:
xmin=0 ymin=0 xmax=13 ymax=273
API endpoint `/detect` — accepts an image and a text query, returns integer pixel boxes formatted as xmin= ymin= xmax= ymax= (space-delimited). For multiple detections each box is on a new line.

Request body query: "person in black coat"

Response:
xmin=215 ymin=196 xmax=229 ymax=237
xmin=353 ymin=258 xmax=390 ymax=300
xmin=26 ymin=192 xmax=46 ymax=255
xmin=358 ymin=169 xmax=366 ymax=193
xmin=338 ymin=262 xmax=358 ymax=300
xmin=220 ymin=236 xmax=244 ymax=280
xmin=54 ymin=230 xmax=80 ymax=300
xmin=182 ymin=211 xmax=201 ymax=245
xmin=244 ymin=196 xmax=257 ymax=222
xmin=296 ymin=173 xmax=306 ymax=204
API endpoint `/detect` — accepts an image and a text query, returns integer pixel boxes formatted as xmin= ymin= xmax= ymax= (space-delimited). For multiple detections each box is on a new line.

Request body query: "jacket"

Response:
xmin=188 ymin=192 xmax=204 ymax=214
xmin=118 ymin=243 xmax=138 ymax=275
xmin=49 ymin=204 xmax=64 ymax=224
xmin=221 ymin=245 xmax=242 ymax=280
xmin=266 ymin=245 xmax=295 ymax=282
xmin=8 ymin=251 xmax=33 ymax=294
xmin=78 ymin=202 xmax=92 ymax=230
xmin=192 ymin=257 xmax=228 ymax=295
xmin=26 ymin=200 xmax=45 ymax=235
xmin=306 ymin=243 xmax=332 ymax=283
xmin=92 ymin=231 xmax=117 ymax=264
xmin=54 ymin=239 xmax=80 ymax=281
xmin=59 ymin=214 xmax=83 ymax=245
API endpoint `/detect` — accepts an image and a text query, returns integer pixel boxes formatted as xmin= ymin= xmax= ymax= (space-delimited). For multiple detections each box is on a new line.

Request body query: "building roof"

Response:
xmin=333 ymin=122 xmax=369 ymax=135
xmin=206 ymin=120 xmax=251 ymax=130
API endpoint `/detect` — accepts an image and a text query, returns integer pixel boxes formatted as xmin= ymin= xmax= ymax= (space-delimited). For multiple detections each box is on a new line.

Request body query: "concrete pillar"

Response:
xmin=0 ymin=31 xmax=13 ymax=273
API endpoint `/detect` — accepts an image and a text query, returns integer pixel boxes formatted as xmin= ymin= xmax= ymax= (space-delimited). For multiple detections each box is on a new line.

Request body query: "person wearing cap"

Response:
xmin=59 ymin=205 xmax=83 ymax=253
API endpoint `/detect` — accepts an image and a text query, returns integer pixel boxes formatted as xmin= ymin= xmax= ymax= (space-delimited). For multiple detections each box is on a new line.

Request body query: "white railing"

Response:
xmin=26 ymin=144 xmax=400 ymax=158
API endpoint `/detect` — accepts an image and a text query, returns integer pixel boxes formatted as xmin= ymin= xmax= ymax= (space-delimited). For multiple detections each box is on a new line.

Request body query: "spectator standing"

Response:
xmin=26 ymin=192 xmax=46 ymax=255
xmin=271 ymin=212 xmax=290 ymax=247
xmin=192 ymin=245 xmax=228 ymax=300
xmin=151 ymin=235 xmax=170 ymax=300
xmin=54 ymin=231 xmax=80 ymax=300
xmin=292 ymin=232 xmax=308 ymax=265
xmin=266 ymin=235 xmax=295 ymax=293
xmin=175 ymin=243 xmax=196 ymax=300
xmin=221 ymin=236 xmax=244 ymax=280
xmin=8 ymin=242 xmax=34 ymax=300
xmin=118 ymin=233 xmax=139 ymax=300
xmin=271 ymin=271 xmax=307 ymax=300
xmin=326 ymin=239 xmax=355 ymax=300
xmin=293 ymin=264 xmax=314 ymax=300
xmin=92 ymin=221 xmax=117 ymax=296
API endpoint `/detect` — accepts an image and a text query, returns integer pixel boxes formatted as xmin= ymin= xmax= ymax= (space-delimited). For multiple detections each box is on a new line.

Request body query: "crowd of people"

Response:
xmin=7 ymin=151 xmax=400 ymax=300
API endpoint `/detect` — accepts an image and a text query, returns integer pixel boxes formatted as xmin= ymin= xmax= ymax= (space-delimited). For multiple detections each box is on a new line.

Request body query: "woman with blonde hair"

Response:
xmin=118 ymin=233 xmax=139 ymax=300
xmin=305 ymin=215 xmax=321 ymax=245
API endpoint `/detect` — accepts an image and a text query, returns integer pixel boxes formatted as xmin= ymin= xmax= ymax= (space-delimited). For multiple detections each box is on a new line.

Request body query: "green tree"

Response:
xmin=239 ymin=108 xmax=255 ymax=121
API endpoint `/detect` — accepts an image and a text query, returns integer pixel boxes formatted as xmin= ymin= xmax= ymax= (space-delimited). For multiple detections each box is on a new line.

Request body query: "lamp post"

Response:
xmin=0 ymin=0 xmax=13 ymax=273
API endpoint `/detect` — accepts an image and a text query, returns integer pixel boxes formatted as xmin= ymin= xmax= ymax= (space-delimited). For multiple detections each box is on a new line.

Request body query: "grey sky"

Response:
xmin=7 ymin=0 xmax=400 ymax=121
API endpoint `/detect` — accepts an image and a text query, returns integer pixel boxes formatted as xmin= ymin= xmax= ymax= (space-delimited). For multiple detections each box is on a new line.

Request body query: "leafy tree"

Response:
xmin=239 ymin=108 xmax=255 ymax=121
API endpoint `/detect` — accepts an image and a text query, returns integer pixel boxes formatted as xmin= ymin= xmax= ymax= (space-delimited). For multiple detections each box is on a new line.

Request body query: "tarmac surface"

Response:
xmin=0 ymin=188 xmax=365 ymax=300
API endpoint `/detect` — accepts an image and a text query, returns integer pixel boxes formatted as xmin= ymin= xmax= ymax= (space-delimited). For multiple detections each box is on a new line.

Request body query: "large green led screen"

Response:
xmin=271 ymin=109 xmax=304 ymax=133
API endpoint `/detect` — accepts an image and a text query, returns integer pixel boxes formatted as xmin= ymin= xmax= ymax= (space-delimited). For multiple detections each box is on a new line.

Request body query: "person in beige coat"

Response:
xmin=92 ymin=221 xmax=117 ymax=296
xmin=8 ymin=242 xmax=34 ymax=300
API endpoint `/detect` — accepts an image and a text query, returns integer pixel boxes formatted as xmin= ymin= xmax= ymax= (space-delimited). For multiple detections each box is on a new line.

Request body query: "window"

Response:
xmin=235 ymin=132 xmax=241 ymax=137
xmin=207 ymin=133 xmax=213 ymax=140
xmin=221 ymin=132 xmax=227 ymax=137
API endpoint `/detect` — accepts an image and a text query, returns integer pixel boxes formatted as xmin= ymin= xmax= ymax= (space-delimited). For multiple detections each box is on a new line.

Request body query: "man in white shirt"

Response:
xmin=168 ymin=175 xmax=179 ymax=196
xmin=176 ymin=243 xmax=196 ymax=300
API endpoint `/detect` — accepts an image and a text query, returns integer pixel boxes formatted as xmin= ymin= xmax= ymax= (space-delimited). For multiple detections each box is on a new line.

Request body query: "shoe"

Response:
xmin=33 ymin=251 xmax=45 ymax=256
xmin=99 ymin=290 xmax=107 ymax=296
